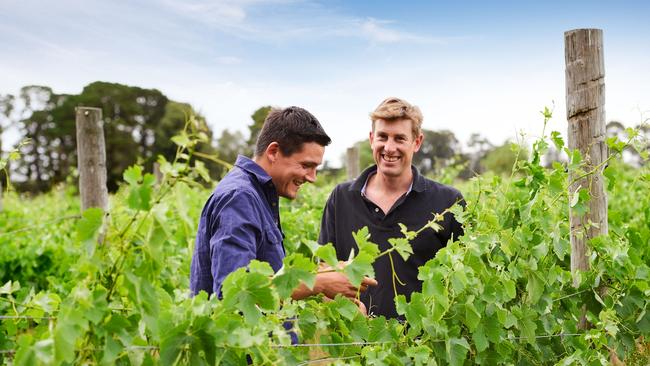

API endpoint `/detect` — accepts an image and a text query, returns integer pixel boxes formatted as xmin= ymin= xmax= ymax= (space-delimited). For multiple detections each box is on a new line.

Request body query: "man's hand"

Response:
xmin=312 ymin=271 xmax=378 ymax=299
xmin=291 ymin=271 xmax=377 ymax=300
xmin=353 ymin=298 xmax=367 ymax=316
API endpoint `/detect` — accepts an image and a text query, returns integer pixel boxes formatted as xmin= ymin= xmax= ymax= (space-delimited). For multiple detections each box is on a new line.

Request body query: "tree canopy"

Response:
xmin=6 ymin=82 xmax=216 ymax=192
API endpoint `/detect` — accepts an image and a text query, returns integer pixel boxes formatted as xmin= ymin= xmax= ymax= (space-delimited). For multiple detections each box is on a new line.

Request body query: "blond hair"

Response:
xmin=369 ymin=97 xmax=423 ymax=137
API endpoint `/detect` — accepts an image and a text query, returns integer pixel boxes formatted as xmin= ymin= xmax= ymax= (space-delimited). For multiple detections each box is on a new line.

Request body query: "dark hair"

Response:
xmin=254 ymin=106 xmax=331 ymax=157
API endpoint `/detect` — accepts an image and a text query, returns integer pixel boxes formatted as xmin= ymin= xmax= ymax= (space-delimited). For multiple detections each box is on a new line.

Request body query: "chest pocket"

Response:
xmin=264 ymin=226 xmax=283 ymax=247
xmin=258 ymin=226 xmax=285 ymax=272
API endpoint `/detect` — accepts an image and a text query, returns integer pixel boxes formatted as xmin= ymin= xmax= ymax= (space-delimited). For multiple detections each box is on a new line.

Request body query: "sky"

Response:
xmin=1 ymin=0 xmax=649 ymax=167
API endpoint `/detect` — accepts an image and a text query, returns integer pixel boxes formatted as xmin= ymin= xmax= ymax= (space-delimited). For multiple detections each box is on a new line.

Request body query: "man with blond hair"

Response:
xmin=319 ymin=97 xmax=464 ymax=319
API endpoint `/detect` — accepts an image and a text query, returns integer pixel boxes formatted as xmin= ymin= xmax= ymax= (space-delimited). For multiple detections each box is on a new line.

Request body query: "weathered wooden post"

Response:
xmin=565 ymin=28 xmax=608 ymax=288
xmin=346 ymin=146 xmax=360 ymax=180
xmin=153 ymin=162 xmax=163 ymax=185
xmin=76 ymin=107 xmax=108 ymax=211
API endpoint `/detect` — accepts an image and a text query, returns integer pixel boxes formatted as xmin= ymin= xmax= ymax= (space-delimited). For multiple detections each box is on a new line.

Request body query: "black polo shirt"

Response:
xmin=318 ymin=165 xmax=464 ymax=319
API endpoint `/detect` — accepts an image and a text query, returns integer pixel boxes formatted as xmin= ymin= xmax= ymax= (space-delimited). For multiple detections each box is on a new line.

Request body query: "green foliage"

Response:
xmin=246 ymin=106 xmax=272 ymax=155
xmin=6 ymin=83 xmax=216 ymax=193
xmin=1 ymin=110 xmax=650 ymax=365
xmin=481 ymin=140 xmax=529 ymax=176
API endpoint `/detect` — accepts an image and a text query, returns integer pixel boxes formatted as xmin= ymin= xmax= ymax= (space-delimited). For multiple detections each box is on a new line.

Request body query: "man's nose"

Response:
xmin=305 ymin=168 xmax=316 ymax=183
xmin=384 ymin=139 xmax=397 ymax=152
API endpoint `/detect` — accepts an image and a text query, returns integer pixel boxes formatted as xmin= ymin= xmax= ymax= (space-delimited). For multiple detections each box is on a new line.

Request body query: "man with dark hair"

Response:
xmin=191 ymin=106 xmax=376 ymax=302
xmin=319 ymin=97 xmax=464 ymax=319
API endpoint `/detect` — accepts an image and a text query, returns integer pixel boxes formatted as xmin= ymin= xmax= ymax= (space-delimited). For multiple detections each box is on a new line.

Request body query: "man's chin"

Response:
xmin=377 ymin=165 xmax=402 ymax=177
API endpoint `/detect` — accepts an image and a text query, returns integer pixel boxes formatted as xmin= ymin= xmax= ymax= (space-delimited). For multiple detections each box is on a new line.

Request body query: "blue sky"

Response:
xmin=1 ymin=0 xmax=649 ymax=166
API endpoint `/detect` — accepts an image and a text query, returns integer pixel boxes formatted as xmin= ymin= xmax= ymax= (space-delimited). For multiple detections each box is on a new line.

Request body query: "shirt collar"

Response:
xmin=352 ymin=165 xmax=425 ymax=194
xmin=234 ymin=155 xmax=273 ymax=185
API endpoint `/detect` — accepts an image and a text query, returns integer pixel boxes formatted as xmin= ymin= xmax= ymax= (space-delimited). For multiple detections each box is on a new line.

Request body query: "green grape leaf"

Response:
xmin=502 ymin=277 xmax=516 ymax=301
xmin=160 ymin=328 xmax=189 ymax=365
xmin=406 ymin=345 xmax=433 ymax=366
xmin=514 ymin=307 xmax=537 ymax=344
xmin=484 ymin=313 xmax=504 ymax=344
xmin=464 ymin=302 xmax=481 ymax=332
xmin=388 ymin=237 xmax=413 ymax=261
xmin=450 ymin=270 xmax=468 ymax=294
xmin=606 ymin=136 xmax=626 ymax=154
xmin=123 ymin=165 xmax=143 ymax=185
xmin=331 ymin=296 xmax=360 ymax=321
xmin=446 ymin=337 xmax=470 ymax=366
xmin=76 ymin=207 xmax=104 ymax=242
xmin=526 ymin=272 xmax=544 ymax=304
xmin=76 ymin=207 xmax=104 ymax=256
xmin=343 ymin=252 xmax=375 ymax=288
xmin=352 ymin=227 xmax=380 ymax=257
xmin=171 ymin=132 xmax=190 ymax=147
xmin=222 ymin=262 xmax=279 ymax=325
xmin=396 ymin=293 xmax=427 ymax=331
xmin=315 ymin=243 xmax=339 ymax=269
xmin=420 ymin=268 xmax=449 ymax=321
xmin=272 ymin=253 xmax=316 ymax=298
xmin=472 ymin=322 xmax=489 ymax=353
xmin=550 ymin=131 xmax=564 ymax=150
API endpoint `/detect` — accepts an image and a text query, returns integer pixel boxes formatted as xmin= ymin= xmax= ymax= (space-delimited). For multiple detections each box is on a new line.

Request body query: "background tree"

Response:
xmin=12 ymin=86 xmax=70 ymax=192
xmin=465 ymin=133 xmax=494 ymax=175
xmin=152 ymin=100 xmax=223 ymax=179
xmin=246 ymin=106 xmax=272 ymax=156
xmin=0 ymin=94 xmax=15 ymax=154
xmin=213 ymin=128 xmax=247 ymax=177
xmin=480 ymin=141 xmax=528 ymax=176
xmin=606 ymin=120 xmax=645 ymax=167
xmin=0 ymin=93 xmax=15 ymax=190
xmin=414 ymin=129 xmax=460 ymax=175
xmin=10 ymin=82 xmax=215 ymax=192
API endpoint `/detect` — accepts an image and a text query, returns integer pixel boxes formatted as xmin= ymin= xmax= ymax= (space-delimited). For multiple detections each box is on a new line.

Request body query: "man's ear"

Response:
xmin=265 ymin=142 xmax=281 ymax=163
xmin=413 ymin=133 xmax=424 ymax=152
xmin=369 ymin=131 xmax=374 ymax=145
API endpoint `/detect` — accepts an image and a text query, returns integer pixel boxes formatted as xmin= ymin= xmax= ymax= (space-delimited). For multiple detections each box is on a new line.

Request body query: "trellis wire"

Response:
xmin=0 ymin=215 xmax=81 ymax=238
xmin=0 ymin=333 xmax=588 ymax=356
xmin=298 ymin=355 xmax=361 ymax=365
xmin=0 ymin=315 xmax=55 ymax=320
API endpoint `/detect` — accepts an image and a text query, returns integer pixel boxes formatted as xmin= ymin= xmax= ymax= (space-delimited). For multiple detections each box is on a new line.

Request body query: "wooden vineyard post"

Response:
xmin=564 ymin=28 xmax=608 ymax=288
xmin=153 ymin=162 xmax=163 ymax=185
xmin=346 ymin=146 xmax=360 ymax=180
xmin=76 ymin=107 xmax=108 ymax=212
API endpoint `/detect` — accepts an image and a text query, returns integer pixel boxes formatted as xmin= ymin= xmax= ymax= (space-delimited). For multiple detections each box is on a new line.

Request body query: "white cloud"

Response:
xmin=161 ymin=0 xmax=248 ymax=26
xmin=215 ymin=56 xmax=243 ymax=65
xmin=358 ymin=18 xmax=445 ymax=44
xmin=158 ymin=0 xmax=448 ymax=46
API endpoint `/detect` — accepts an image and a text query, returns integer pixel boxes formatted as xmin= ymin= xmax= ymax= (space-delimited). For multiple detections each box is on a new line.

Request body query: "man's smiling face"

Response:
xmin=270 ymin=142 xmax=324 ymax=199
xmin=370 ymin=118 xmax=422 ymax=178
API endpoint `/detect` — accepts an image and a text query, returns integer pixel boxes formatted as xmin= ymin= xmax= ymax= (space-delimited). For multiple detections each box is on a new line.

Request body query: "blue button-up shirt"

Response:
xmin=190 ymin=155 xmax=285 ymax=296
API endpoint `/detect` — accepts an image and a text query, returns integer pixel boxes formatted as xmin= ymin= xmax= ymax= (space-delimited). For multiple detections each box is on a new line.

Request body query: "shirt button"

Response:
xmin=374 ymin=208 xmax=379 ymax=213
xmin=272 ymin=202 xmax=276 ymax=206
